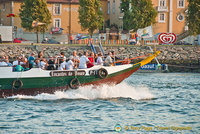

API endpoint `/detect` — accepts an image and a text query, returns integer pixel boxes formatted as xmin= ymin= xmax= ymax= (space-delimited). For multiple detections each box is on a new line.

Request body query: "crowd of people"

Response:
xmin=0 ymin=50 xmax=120 ymax=71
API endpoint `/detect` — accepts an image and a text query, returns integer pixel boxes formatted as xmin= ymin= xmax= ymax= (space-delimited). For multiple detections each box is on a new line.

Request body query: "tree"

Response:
xmin=19 ymin=0 xmax=51 ymax=43
xmin=187 ymin=0 xmax=200 ymax=35
xmin=78 ymin=0 xmax=104 ymax=37
xmin=121 ymin=0 xmax=157 ymax=32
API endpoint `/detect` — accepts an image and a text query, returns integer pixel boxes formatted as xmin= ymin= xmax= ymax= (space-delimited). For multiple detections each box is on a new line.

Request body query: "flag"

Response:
xmin=137 ymin=26 xmax=153 ymax=38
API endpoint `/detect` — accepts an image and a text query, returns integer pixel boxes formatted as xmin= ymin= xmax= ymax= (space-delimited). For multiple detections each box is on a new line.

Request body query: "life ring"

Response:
xmin=69 ymin=78 xmax=80 ymax=89
xmin=12 ymin=79 xmax=23 ymax=90
xmin=97 ymin=68 xmax=108 ymax=79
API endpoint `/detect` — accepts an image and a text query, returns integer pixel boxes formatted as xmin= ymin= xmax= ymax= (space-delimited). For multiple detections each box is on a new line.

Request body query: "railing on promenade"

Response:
xmin=70 ymin=39 xmax=159 ymax=45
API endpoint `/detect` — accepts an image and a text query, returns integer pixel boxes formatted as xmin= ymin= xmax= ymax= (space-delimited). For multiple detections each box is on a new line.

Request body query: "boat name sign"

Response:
xmin=50 ymin=71 xmax=86 ymax=77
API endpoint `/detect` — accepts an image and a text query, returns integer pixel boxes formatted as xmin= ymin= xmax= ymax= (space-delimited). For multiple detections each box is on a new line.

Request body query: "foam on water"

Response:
xmin=9 ymin=82 xmax=154 ymax=100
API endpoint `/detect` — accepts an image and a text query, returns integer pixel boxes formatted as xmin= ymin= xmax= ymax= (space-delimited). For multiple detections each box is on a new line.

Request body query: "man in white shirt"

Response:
xmin=13 ymin=56 xmax=23 ymax=66
xmin=97 ymin=52 xmax=104 ymax=65
xmin=58 ymin=59 xmax=66 ymax=70
xmin=71 ymin=50 xmax=79 ymax=68
xmin=66 ymin=56 xmax=74 ymax=70
xmin=79 ymin=51 xmax=90 ymax=69
xmin=104 ymin=52 xmax=113 ymax=66
xmin=0 ymin=59 xmax=8 ymax=66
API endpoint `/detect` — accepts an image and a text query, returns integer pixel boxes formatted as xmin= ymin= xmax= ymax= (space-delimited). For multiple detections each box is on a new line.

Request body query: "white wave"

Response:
xmin=8 ymin=82 xmax=154 ymax=100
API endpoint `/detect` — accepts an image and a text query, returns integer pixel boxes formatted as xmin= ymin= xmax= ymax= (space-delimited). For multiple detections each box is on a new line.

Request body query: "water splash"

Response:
xmin=9 ymin=82 xmax=154 ymax=100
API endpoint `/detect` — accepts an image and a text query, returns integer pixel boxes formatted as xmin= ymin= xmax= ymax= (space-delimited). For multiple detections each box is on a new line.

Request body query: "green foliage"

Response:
xmin=121 ymin=0 xmax=157 ymax=31
xmin=78 ymin=0 xmax=104 ymax=37
xmin=187 ymin=0 xmax=200 ymax=35
xmin=19 ymin=0 xmax=51 ymax=42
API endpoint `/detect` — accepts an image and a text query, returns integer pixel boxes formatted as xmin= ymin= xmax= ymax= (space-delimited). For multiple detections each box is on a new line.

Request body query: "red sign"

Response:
xmin=158 ymin=33 xmax=177 ymax=44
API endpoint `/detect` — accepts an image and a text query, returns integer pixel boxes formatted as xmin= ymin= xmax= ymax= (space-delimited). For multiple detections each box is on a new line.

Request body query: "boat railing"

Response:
xmin=0 ymin=53 xmax=150 ymax=71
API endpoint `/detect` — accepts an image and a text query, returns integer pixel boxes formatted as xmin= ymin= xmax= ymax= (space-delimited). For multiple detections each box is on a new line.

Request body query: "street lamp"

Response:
xmin=68 ymin=0 xmax=72 ymax=44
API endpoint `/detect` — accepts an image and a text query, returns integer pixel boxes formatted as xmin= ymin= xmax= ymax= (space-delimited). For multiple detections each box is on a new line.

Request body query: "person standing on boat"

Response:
xmin=0 ymin=58 xmax=8 ymax=66
xmin=79 ymin=51 xmax=90 ymax=69
xmin=87 ymin=52 xmax=94 ymax=68
xmin=40 ymin=58 xmax=48 ymax=70
xmin=111 ymin=50 xmax=119 ymax=62
xmin=5 ymin=56 xmax=12 ymax=66
xmin=66 ymin=56 xmax=74 ymax=70
xmin=97 ymin=52 xmax=104 ymax=65
xmin=104 ymin=52 xmax=113 ymax=66
xmin=71 ymin=50 xmax=80 ymax=68
xmin=28 ymin=52 xmax=35 ymax=69
xmin=47 ymin=56 xmax=56 ymax=70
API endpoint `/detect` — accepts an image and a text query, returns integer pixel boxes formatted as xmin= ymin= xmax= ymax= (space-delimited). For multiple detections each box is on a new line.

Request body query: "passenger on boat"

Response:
xmin=71 ymin=50 xmax=80 ymax=68
xmin=97 ymin=52 xmax=104 ymax=65
xmin=28 ymin=52 xmax=35 ymax=69
xmin=0 ymin=59 xmax=8 ymax=66
xmin=58 ymin=52 xmax=66 ymax=65
xmin=66 ymin=56 xmax=74 ymax=70
xmin=34 ymin=59 xmax=40 ymax=68
xmin=58 ymin=58 xmax=66 ymax=70
xmin=40 ymin=58 xmax=48 ymax=70
xmin=13 ymin=56 xmax=23 ymax=66
xmin=79 ymin=51 xmax=90 ymax=69
xmin=38 ymin=51 xmax=43 ymax=59
xmin=13 ymin=56 xmax=20 ymax=66
xmin=87 ymin=52 xmax=94 ymax=68
xmin=21 ymin=58 xmax=29 ymax=70
xmin=94 ymin=53 xmax=98 ymax=63
xmin=111 ymin=50 xmax=119 ymax=61
xmin=47 ymin=56 xmax=56 ymax=70
xmin=5 ymin=56 xmax=12 ymax=66
xmin=104 ymin=52 xmax=113 ymax=66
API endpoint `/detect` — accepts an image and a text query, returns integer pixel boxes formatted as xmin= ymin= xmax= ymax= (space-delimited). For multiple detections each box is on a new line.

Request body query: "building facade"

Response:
xmin=108 ymin=0 xmax=188 ymax=35
xmin=0 ymin=0 xmax=109 ymax=35
xmin=0 ymin=0 xmax=188 ymax=38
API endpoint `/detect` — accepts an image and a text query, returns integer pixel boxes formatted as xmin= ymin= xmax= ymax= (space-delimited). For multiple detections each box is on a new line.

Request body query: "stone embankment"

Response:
xmin=0 ymin=44 xmax=200 ymax=72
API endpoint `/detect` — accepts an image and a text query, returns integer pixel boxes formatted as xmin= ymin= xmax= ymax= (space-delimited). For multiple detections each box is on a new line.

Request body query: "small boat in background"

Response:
xmin=138 ymin=63 xmax=168 ymax=73
xmin=0 ymin=51 xmax=160 ymax=98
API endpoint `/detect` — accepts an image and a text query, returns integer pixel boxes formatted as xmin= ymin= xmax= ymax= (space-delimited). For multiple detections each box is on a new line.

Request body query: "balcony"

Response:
xmin=157 ymin=6 xmax=168 ymax=12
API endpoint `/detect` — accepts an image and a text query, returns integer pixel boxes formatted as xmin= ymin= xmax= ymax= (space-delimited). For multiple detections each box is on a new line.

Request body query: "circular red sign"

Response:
xmin=158 ymin=33 xmax=177 ymax=44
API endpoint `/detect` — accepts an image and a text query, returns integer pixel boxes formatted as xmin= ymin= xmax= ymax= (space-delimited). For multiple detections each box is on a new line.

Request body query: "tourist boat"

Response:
xmin=0 ymin=51 xmax=160 ymax=98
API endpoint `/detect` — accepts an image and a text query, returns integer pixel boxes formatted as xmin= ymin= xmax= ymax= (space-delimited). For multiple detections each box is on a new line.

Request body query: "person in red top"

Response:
xmin=70 ymin=35 xmax=73 ymax=44
xmin=87 ymin=52 xmax=95 ymax=68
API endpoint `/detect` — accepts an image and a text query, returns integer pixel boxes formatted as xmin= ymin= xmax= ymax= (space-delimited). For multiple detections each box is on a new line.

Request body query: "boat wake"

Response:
xmin=8 ymin=82 xmax=154 ymax=100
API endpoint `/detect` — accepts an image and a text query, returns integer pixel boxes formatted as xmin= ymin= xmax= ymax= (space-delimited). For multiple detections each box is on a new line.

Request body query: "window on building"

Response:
xmin=178 ymin=0 xmax=184 ymax=8
xmin=113 ymin=0 xmax=115 ymax=14
xmin=54 ymin=4 xmax=61 ymax=15
xmin=159 ymin=13 xmax=165 ymax=22
xmin=177 ymin=14 xmax=184 ymax=22
xmin=54 ymin=19 xmax=61 ymax=27
xmin=159 ymin=0 xmax=166 ymax=7
xmin=107 ymin=1 xmax=110 ymax=14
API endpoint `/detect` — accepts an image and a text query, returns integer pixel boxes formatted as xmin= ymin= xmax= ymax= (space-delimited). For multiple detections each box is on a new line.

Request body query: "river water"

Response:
xmin=0 ymin=73 xmax=199 ymax=134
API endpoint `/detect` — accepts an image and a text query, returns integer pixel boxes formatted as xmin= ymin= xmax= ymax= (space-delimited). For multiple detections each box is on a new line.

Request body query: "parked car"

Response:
xmin=174 ymin=41 xmax=192 ymax=45
xmin=42 ymin=38 xmax=60 ymax=44
xmin=13 ymin=38 xmax=29 ymax=43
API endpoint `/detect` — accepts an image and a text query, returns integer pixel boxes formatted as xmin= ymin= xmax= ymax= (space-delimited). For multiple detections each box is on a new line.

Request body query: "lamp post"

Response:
xmin=68 ymin=0 xmax=72 ymax=44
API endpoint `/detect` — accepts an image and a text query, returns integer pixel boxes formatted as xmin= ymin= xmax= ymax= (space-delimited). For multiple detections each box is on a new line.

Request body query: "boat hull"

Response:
xmin=0 ymin=64 xmax=140 ymax=98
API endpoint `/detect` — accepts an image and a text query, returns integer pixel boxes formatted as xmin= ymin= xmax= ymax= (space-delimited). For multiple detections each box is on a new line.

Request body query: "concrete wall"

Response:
xmin=0 ymin=44 xmax=199 ymax=66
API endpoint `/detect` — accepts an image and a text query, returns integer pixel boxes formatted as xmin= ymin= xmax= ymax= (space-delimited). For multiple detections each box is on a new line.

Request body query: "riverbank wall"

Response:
xmin=0 ymin=44 xmax=200 ymax=72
